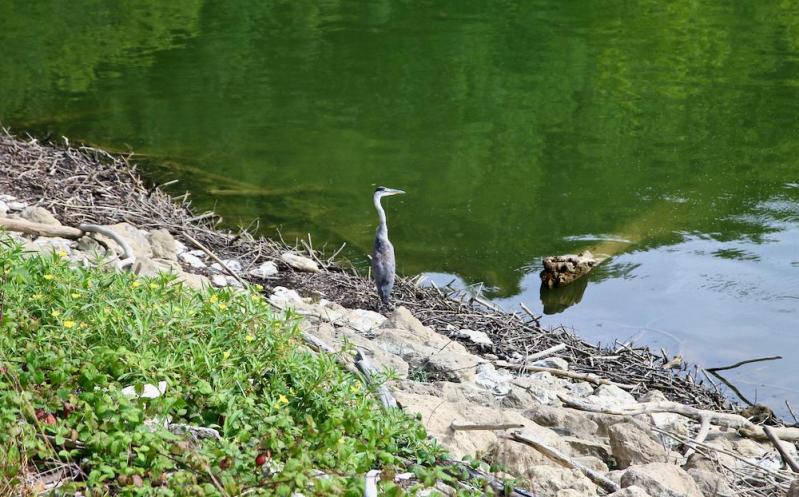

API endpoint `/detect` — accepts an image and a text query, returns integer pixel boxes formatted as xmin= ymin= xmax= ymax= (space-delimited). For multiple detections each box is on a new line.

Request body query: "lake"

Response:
xmin=1 ymin=0 xmax=798 ymax=416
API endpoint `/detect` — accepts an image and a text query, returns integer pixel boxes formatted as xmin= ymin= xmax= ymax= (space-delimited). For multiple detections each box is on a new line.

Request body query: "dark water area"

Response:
xmin=1 ymin=1 xmax=798 ymax=415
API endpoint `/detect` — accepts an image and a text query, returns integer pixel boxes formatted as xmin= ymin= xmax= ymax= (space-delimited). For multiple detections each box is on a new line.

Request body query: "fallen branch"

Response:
xmin=0 ymin=216 xmax=82 ymax=238
xmin=183 ymin=232 xmax=247 ymax=287
xmin=80 ymin=223 xmax=134 ymax=268
xmin=506 ymin=431 xmax=619 ymax=493
xmin=524 ymin=343 xmax=567 ymax=363
xmin=685 ymin=415 xmax=711 ymax=459
xmin=707 ymin=356 xmax=783 ymax=373
xmin=499 ymin=362 xmax=637 ymax=390
xmin=449 ymin=422 xmax=524 ymax=432
xmin=355 ymin=348 xmax=398 ymax=409
xmin=763 ymin=426 xmax=799 ymax=473
xmin=559 ymin=394 xmax=799 ymax=442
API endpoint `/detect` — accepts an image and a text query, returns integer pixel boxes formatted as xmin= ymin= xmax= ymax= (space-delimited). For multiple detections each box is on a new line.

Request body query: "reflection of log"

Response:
xmin=540 ymin=251 xmax=603 ymax=288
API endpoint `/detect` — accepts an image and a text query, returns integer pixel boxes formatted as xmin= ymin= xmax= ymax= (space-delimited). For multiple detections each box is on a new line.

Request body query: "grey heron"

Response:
xmin=372 ymin=186 xmax=405 ymax=309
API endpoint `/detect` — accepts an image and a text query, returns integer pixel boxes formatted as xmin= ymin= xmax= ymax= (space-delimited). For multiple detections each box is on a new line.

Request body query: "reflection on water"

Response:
xmin=1 ymin=0 xmax=799 ymax=415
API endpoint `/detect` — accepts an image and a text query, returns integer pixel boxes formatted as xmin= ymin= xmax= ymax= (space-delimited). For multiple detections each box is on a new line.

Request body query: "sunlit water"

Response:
xmin=1 ymin=1 xmax=798 ymax=415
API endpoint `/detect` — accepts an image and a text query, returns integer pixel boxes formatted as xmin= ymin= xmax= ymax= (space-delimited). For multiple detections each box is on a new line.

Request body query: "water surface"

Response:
xmin=1 ymin=0 xmax=798 ymax=415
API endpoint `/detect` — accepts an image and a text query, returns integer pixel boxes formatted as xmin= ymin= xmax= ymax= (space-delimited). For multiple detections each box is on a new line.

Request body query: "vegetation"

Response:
xmin=0 ymin=238 xmax=465 ymax=496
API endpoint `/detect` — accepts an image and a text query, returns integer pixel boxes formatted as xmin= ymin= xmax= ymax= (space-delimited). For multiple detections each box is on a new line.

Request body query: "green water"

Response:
xmin=2 ymin=0 xmax=799 ymax=414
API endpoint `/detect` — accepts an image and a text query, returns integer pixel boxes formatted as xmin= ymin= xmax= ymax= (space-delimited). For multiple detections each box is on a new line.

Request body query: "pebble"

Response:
xmin=210 ymin=274 xmax=228 ymax=287
xmin=179 ymin=252 xmax=207 ymax=269
xmin=249 ymin=261 xmax=278 ymax=279
xmin=7 ymin=200 xmax=27 ymax=211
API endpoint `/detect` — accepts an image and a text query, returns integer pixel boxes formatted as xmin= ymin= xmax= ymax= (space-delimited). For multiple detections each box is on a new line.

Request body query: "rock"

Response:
xmin=524 ymin=405 xmax=600 ymax=439
xmin=342 ymin=308 xmax=386 ymax=334
xmin=456 ymin=329 xmax=493 ymax=349
xmin=620 ymin=463 xmax=703 ymax=497
xmin=179 ymin=251 xmax=207 ymax=269
xmin=148 ymin=229 xmax=178 ymax=261
xmin=502 ymin=386 xmax=537 ymax=409
xmin=269 ymin=287 xmax=304 ymax=308
xmin=573 ymin=455 xmax=609 ymax=473
xmin=638 ymin=390 xmax=668 ymax=403
xmin=687 ymin=468 xmax=733 ymax=497
xmin=474 ymin=363 xmax=514 ymax=396
xmin=532 ymin=357 xmax=569 ymax=370
xmin=76 ymin=235 xmax=105 ymax=254
xmin=398 ymin=380 xmax=495 ymax=407
xmin=563 ymin=381 xmax=594 ymax=398
xmin=33 ymin=237 xmax=74 ymax=255
xmin=280 ymin=252 xmax=320 ymax=273
xmin=122 ymin=381 xmax=167 ymax=400
xmin=97 ymin=223 xmax=153 ymax=258
xmin=607 ymin=486 xmax=653 ymax=497
xmin=789 ymin=480 xmax=799 ymax=497
xmin=0 ymin=200 xmax=7 ymax=216
xmin=556 ymin=491 xmax=584 ymax=497
xmin=0 ymin=193 xmax=15 ymax=201
xmin=562 ymin=436 xmax=611 ymax=461
xmin=210 ymin=259 xmax=242 ymax=273
xmin=174 ymin=240 xmax=188 ymax=255
xmin=511 ymin=376 xmax=561 ymax=406
xmin=211 ymin=274 xmax=228 ymax=287
xmin=608 ymin=422 xmax=671 ymax=468
xmin=249 ymin=261 xmax=278 ymax=279
xmin=7 ymin=200 xmax=27 ymax=211
xmin=133 ymin=257 xmax=182 ymax=278
xmin=176 ymin=272 xmax=212 ymax=291
xmin=20 ymin=206 xmax=61 ymax=226
xmin=520 ymin=465 xmax=598 ymax=496
xmin=584 ymin=384 xmax=638 ymax=409
xmin=382 ymin=306 xmax=429 ymax=335
xmin=490 ymin=426 xmax=577 ymax=471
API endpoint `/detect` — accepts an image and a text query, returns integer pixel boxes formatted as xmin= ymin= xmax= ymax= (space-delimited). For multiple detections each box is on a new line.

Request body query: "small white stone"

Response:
xmin=0 ymin=194 xmax=16 ymax=202
xmin=122 ymin=381 xmax=167 ymax=399
xmin=210 ymin=274 xmax=228 ymax=287
xmin=456 ymin=328 xmax=494 ymax=348
xmin=269 ymin=286 xmax=304 ymax=308
xmin=532 ymin=357 xmax=569 ymax=371
xmin=0 ymin=200 xmax=8 ymax=216
xmin=281 ymin=252 xmax=320 ymax=273
xmin=174 ymin=240 xmax=188 ymax=254
xmin=226 ymin=276 xmax=243 ymax=288
xmin=344 ymin=308 xmax=387 ymax=334
xmin=186 ymin=249 xmax=206 ymax=258
xmin=7 ymin=200 xmax=27 ymax=211
xmin=249 ymin=261 xmax=278 ymax=279
xmin=179 ymin=252 xmax=207 ymax=269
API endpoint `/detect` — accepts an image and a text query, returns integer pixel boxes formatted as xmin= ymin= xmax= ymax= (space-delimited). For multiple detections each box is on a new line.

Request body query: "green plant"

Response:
xmin=0 ymin=237 xmax=450 ymax=496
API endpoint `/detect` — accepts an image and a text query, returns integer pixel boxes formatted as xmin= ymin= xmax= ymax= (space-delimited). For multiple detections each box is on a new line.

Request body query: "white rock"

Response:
xmin=474 ymin=363 xmax=513 ymax=396
xmin=269 ymin=286 xmax=304 ymax=308
xmin=344 ymin=308 xmax=387 ymax=334
xmin=179 ymin=251 xmax=207 ymax=269
xmin=0 ymin=194 xmax=16 ymax=202
xmin=21 ymin=206 xmax=61 ymax=226
xmin=620 ymin=463 xmax=702 ymax=497
xmin=249 ymin=261 xmax=278 ymax=279
xmin=147 ymin=229 xmax=178 ymax=261
xmin=33 ymin=237 xmax=74 ymax=255
xmin=210 ymin=259 xmax=242 ymax=273
xmin=122 ymin=381 xmax=167 ymax=399
xmin=7 ymin=200 xmax=27 ymax=211
xmin=187 ymin=249 xmax=206 ymax=258
xmin=0 ymin=200 xmax=8 ymax=216
xmin=211 ymin=274 xmax=228 ymax=287
xmin=281 ymin=252 xmax=320 ymax=273
xmin=532 ymin=357 xmax=569 ymax=370
xmin=585 ymin=384 xmax=639 ymax=409
xmin=608 ymin=422 xmax=672 ymax=469
xmin=456 ymin=329 xmax=494 ymax=349
xmin=174 ymin=240 xmax=188 ymax=254
xmin=226 ymin=276 xmax=243 ymax=288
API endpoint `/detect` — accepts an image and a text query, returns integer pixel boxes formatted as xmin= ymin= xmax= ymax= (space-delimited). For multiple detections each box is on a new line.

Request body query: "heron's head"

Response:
xmin=374 ymin=186 xmax=405 ymax=199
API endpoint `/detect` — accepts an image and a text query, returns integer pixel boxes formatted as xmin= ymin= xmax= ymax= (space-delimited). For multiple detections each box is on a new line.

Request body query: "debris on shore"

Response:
xmin=2 ymin=131 xmax=798 ymax=496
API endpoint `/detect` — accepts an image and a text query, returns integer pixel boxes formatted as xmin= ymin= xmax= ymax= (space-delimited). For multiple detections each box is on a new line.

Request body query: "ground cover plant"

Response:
xmin=0 ymin=237 xmax=467 ymax=496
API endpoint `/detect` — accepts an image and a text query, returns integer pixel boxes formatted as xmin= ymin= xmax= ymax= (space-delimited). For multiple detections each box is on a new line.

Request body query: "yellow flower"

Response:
xmin=63 ymin=320 xmax=76 ymax=329
xmin=71 ymin=293 xmax=80 ymax=298
xmin=254 ymin=284 xmax=264 ymax=291
xmin=245 ymin=335 xmax=255 ymax=342
xmin=131 ymin=280 xmax=142 ymax=288
xmin=218 ymin=303 xmax=228 ymax=311
xmin=277 ymin=394 xmax=289 ymax=406
xmin=43 ymin=274 xmax=54 ymax=280
xmin=50 ymin=310 xmax=60 ymax=317
xmin=250 ymin=294 xmax=260 ymax=301
xmin=79 ymin=322 xmax=88 ymax=329
xmin=149 ymin=283 xmax=158 ymax=289
xmin=56 ymin=250 xmax=67 ymax=258
xmin=31 ymin=294 xmax=42 ymax=300
xmin=350 ymin=382 xmax=362 ymax=394
xmin=209 ymin=294 xmax=219 ymax=304
xmin=223 ymin=351 xmax=231 ymax=359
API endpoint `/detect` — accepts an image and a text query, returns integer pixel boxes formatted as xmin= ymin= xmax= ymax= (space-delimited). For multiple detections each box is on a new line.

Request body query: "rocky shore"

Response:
xmin=2 ymin=132 xmax=798 ymax=496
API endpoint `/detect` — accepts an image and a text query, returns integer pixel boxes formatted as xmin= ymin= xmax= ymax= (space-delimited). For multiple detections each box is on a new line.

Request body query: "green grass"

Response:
xmin=0 ymin=237 xmax=465 ymax=496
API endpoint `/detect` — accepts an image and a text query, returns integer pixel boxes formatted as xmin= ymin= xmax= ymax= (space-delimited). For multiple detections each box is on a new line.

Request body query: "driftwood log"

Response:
xmin=540 ymin=251 xmax=603 ymax=288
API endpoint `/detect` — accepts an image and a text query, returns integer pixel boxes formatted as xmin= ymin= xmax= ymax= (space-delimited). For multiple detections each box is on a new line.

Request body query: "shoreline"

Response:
xmin=2 ymin=131 xmax=797 ymax=496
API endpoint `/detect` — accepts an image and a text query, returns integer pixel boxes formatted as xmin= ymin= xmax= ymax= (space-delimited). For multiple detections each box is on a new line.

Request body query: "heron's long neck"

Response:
xmin=374 ymin=195 xmax=388 ymax=238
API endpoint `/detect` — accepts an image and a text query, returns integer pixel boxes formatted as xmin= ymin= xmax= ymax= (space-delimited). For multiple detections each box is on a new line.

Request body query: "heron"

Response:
xmin=371 ymin=186 xmax=405 ymax=309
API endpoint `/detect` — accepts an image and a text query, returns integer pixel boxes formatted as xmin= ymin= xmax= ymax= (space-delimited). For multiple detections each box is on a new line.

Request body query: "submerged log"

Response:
xmin=540 ymin=251 xmax=602 ymax=289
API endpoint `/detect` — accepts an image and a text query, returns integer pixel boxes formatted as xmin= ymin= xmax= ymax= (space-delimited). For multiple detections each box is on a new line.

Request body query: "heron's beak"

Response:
xmin=386 ymin=188 xmax=405 ymax=196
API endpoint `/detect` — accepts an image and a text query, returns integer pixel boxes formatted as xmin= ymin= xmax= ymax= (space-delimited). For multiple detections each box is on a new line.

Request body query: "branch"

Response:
xmin=450 ymin=422 xmax=524 ymax=432
xmin=707 ymin=355 xmax=782 ymax=373
xmin=507 ymin=431 xmax=620 ymax=494
xmin=763 ymin=426 xmax=799 ymax=473
xmin=0 ymin=217 xmax=82 ymax=238
xmin=79 ymin=223 xmax=134 ymax=268
xmin=501 ymin=363 xmax=637 ymax=390
xmin=183 ymin=232 xmax=246 ymax=287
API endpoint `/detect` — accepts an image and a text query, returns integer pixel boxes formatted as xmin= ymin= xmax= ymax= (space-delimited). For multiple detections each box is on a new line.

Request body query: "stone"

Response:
xmin=132 ymin=257 xmax=182 ymax=278
xmin=0 ymin=193 xmax=16 ymax=201
xmin=502 ymin=386 xmax=537 ymax=409
xmin=174 ymin=240 xmax=188 ymax=255
xmin=474 ymin=363 xmax=513 ymax=396
xmin=584 ymin=384 xmax=638 ymax=409
xmin=0 ymin=200 xmax=7 ymax=216
xmin=211 ymin=274 xmax=228 ymax=287
xmin=564 ymin=381 xmax=594 ymax=398
xmin=179 ymin=251 xmax=207 ymax=269
xmin=176 ymin=272 xmax=212 ymax=291
xmin=520 ymin=465 xmax=598 ymax=496
xmin=608 ymin=422 xmax=671 ymax=468
xmin=76 ymin=235 xmax=105 ymax=254
xmin=341 ymin=308 xmax=386 ymax=334
xmin=562 ymin=436 xmax=611 ymax=461
xmin=269 ymin=287 xmax=304 ymax=308
xmin=687 ymin=468 xmax=734 ymax=497
xmin=148 ymin=229 xmax=178 ymax=261
xmin=532 ymin=357 xmax=569 ymax=370
xmin=573 ymin=455 xmax=609 ymax=473
xmin=398 ymin=380 xmax=496 ymax=407
xmin=638 ymin=390 xmax=668 ymax=403
xmin=620 ymin=463 xmax=703 ymax=497
xmin=20 ymin=206 xmax=60 ymax=226
xmin=456 ymin=329 xmax=493 ymax=349
xmin=249 ymin=261 xmax=278 ymax=279
xmin=7 ymin=200 xmax=27 ymax=211
xmin=280 ymin=252 xmax=320 ymax=272
xmin=607 ymin=487 xmax=653 ymax=497
xmin=512 ymin=376 xmax=561 ymax=406
xmin=33 ymin=237 xmax=74 ymax=255
xmin=789 ymin=480 xmax=799 ymax=497
xmin=210 ymin=259 xmax=242 ymax=273
xmin=490 ymin=426 xmax=577 ymax=471
xmin=524 ymin=405 xmax=600 ymax=439
xmin=556 ymin=491 xmax=584 ymax=497
xmin=382 ymin=307 xmax=429 ymax=335
xmin=98 ymin=223 xmax=153 ymax=258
